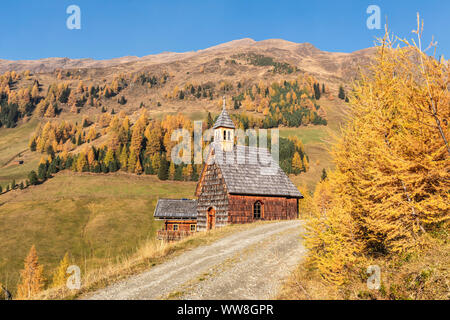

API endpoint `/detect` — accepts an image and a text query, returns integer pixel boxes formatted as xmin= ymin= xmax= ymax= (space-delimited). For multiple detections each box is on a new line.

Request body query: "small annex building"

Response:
xmin=154 ymin=199 xmax=197 ymax=241
xmin=154 ymin=98 xmax=303 ymax=239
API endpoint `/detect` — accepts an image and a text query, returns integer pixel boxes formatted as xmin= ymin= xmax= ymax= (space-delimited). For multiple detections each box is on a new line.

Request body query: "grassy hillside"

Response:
xmin=0 ymin=96 xmax=348 ymax=292
xmin=0 ymin=91 xmax=348 ymax=296
xmin=0 ymin=38 xmax=356 ymax=298
xmin=282 ymin=98 xmax=348 ymax=191
xmin=0 ymin=118 xmax=40 ymax=188
xmin=0 ymin=172 xmax=196 ymax=293
xmin=0 ymin=94 xmax=348 ymax=296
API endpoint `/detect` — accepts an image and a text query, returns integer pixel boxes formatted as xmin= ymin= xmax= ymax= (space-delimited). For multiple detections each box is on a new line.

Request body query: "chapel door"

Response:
xmin=207 ymin=208 xmax=215 ymax=230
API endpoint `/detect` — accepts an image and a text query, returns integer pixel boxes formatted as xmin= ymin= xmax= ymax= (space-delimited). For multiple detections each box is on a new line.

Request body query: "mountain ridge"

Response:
xmin=0 ymin=38 xmax=375 ymax=81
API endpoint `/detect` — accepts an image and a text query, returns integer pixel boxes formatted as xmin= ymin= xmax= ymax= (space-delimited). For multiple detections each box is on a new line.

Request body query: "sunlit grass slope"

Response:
xmin=0 ymin=172 xmax=196 ymax=293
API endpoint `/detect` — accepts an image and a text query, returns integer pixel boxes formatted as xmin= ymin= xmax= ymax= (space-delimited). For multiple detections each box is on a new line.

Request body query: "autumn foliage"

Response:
xmin=305 ymin=22 xmax=449 ymax=286
xmin=52 ymin=252 xmax=70 ymax=288
xmin=16 ymin=245 xmax=45 ymax=299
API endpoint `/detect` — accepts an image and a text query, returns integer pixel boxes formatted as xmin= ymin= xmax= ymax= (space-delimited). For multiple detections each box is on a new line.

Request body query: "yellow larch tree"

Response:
xmin=305 ymin=22 xmax=449 ymax=286
xmin=52 ymin=252 xmax=70 ymax=288
xmin=135 ymin=158 xmax=143 ymax=175
xmin=86 ymin=127 xmax=97 ymax=142
xmin=17 ymin=245 xmax=45 ymax=299
xmin=76 ymin=152 xmax=87 ymax=172
xmin=87 ymin=147 xmax=96 ymax=167
xmin=144 ymin=122 xmax=163 ymax=156
xmin=292 ymin=152 xmax=303 ymax=174
xmin=168 ymin=162 xmax=176 ymax=180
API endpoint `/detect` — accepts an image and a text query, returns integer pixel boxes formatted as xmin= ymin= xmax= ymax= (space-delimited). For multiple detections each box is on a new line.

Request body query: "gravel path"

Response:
xmin=85 ymin=220 xmax=305 ymax=300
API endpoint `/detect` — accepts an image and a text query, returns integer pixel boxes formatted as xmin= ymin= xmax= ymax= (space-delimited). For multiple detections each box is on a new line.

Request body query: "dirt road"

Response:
xmin=85 ymin=220 xmax=305 ymax=300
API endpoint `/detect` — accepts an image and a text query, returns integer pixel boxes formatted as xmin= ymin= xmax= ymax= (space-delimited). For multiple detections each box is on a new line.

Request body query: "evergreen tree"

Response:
xmin=157 ymin=156 xmax=169 ymax=180
xmin=314 ymin=83 xmax=321 ymax=100
xmin=206 ymin=112 xmax=214 ymax=129
xmin=109 ymin=160 xmax=118 ymax=173
xmin=118 ymin=96 xmax=127 ymax=105
xmin=76 ymin=134 xmax=82 ymax=146
xmin=101 ymin=162 xmax=109 ymax=173
xmin=30 ymin=138 xmax=37 ymax=152
xmin=144 ymin=163 xmax=153 ymax=175
xmin=28 ymin=171 xmax=38 ymax=185
xmin=38 ymin=163 xmax=47 ymax=180
xmin=338 ymin=85 xmax=346 ymax=100
xmin=321 ymin=168 xmax=327 ymax=181
xmin=234 ymin=99 xmax=240 ymax=110
xmin=174 ymin=165 xmax=183 ymax=181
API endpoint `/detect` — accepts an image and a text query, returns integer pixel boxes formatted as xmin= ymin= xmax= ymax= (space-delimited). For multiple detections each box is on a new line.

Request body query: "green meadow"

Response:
xmin=0 ymin=119 xmax=41 ymax=188
xmin=0 ymin=98 xmax=348 ymax=294
xmin=0 ymin=172 xmax=196 ymax=293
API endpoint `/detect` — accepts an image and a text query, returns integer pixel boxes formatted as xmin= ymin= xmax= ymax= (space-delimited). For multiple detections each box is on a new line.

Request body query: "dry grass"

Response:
xmin=36 ymin=220 xmax=276 ymax=300
xmin=278 ymin=235 xmax=449 ymax=300
xmin=0 ymin=118 xmax=41 ymax=187
xmin=0 ymin=172 xmax=197 ymax=296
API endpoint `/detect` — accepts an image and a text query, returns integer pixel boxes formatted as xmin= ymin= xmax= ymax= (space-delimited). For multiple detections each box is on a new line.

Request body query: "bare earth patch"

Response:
xmin=84 ymin=220 xmax=305 ymax=300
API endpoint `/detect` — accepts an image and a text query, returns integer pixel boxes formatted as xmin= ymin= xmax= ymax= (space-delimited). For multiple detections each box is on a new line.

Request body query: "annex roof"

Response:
xmin=154 ymin=199 xmax=198 ymax=219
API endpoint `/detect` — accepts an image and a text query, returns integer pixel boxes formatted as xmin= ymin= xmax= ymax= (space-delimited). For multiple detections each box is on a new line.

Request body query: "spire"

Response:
xmin=222 ymin=95 xmax=226 ymax=109
xmin=213 ymin=96 xmax=235 ymax=129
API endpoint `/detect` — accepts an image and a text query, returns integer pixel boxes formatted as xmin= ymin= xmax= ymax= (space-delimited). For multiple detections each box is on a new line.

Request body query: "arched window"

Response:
xmin=253 ymin=201 xmax=262 ymax=219
xmin=227 ymin=131 xmax=231 ymax=141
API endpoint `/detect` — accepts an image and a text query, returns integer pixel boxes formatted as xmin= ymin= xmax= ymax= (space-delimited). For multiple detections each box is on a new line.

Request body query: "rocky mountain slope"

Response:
xmin=0 ymin=38 xmax=374 ymax=84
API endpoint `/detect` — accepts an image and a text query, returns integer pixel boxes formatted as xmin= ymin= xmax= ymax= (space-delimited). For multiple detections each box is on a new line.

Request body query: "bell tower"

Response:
xmin=213 ymin=96 xmax=235 ymax=152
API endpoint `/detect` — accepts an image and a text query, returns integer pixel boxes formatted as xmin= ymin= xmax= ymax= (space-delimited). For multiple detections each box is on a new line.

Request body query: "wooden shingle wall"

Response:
xmin=196 ymin=163 xmax=229 ymax=231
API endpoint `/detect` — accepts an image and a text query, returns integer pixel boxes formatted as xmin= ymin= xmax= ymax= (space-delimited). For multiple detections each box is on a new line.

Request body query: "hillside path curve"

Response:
xmin=85 ymin=220 xmax=306 ymax=300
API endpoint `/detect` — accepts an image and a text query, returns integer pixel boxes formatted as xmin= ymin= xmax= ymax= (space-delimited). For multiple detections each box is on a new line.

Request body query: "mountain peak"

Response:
xmin=202 ymin=38 xmax=256 ymax=51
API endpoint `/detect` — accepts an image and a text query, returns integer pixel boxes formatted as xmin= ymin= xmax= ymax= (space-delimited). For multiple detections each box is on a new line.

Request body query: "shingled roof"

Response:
xmin=154 ymin=199 xmax=198 ymax=219
xmin=213 ymin=106 xmax=235 ymax=129
xmin=208 ymin=143 xmax=303 ymax=198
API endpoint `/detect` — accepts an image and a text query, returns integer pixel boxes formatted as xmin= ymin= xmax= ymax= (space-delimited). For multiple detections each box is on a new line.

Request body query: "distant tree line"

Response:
xmin=230 ymin=79 xmax=327 ymax=128
xmin=0 ymin=71 xmax=39 ymax=128
xmin=18 ymin=111 xmax=311 ymax=192
xmin=233 ymin=53 xmax=298 ymax=74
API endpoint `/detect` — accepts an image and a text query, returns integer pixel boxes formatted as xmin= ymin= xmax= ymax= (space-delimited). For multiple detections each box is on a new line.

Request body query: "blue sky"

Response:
xmin=0 ymin=0 xmax=448 ymax=60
